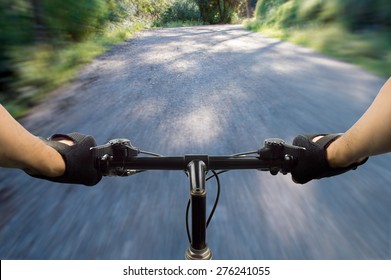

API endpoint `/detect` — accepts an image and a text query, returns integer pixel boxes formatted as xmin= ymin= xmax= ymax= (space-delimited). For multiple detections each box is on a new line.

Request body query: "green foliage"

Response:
xmin=255 ymin=0 xmax=288 ymax=18
xmin=254 ymin=0 xmax=391 ymax=30
xmin=0 ymin=0 xmax=171 ymax=116
xmin=295 ymin=0 xmax=323 ymax=21
xmin=41 ymin=0 xmax=108 ymax=42
xmin=247 ymin=0 xmax=391 ymax=77
xmin=101 ymin=0 xmax=132 ymax=22
xmin=160 ymin=0 xmax=201 ymax=24
xmin=196 ymin=0 xmax=244 ymax=24
xmin=339 ymin=0 xmax=391 ymax=30
xmin=0 ymin=1 xmax=34 ymax=45
xmin=0 ymin=1 xmax=32 ymax=106
xmin=196 ymin=0 xmax=219 ymax=23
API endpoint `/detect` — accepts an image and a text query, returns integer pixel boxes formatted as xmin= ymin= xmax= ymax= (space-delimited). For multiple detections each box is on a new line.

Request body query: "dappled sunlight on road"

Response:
xmin=165 ymin=106 xmax=223 ymax=149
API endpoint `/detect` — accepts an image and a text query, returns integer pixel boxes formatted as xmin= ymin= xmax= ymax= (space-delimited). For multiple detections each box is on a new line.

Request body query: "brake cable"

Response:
xmin=186 ymin=170 xmax=221 ymax=243
xmin=185 ymin=151 xmax=258 ymax=243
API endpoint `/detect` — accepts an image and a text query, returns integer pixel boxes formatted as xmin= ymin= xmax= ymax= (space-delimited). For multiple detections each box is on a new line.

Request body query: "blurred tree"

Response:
xmin=195 ymin=0 xmax=243 ymax=23
xmin=0 ymin=0 xmax=34 ymax=46
xmin=0 ymin=0 xmax=172 ymax=108
xmin=40 ymin=0 xmax=108 ymax=42
xmin=30 ymin=0 xmax=48 ymax=42
xmin=0 ymin=0 xmax=32 ymax=103
xmin=340 ymin=0 xmax=391 ymax=30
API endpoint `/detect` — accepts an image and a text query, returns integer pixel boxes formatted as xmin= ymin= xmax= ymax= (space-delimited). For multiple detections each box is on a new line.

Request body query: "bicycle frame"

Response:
xmin=91 ymin=138 xmax=305 ymax=259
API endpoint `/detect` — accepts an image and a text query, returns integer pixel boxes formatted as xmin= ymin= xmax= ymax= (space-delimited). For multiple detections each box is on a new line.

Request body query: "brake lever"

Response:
xmin=91 ymin=139 xmax=140 ymax=176
xmin=258 ymin=138 xmax=306 ymax=175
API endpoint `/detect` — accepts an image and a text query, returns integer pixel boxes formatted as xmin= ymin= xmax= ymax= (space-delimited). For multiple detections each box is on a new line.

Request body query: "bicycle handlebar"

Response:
xmin=91 ymin=138 xmax=306 ymax=176
xmin=90 ymin=137 xmax=307 ymax=260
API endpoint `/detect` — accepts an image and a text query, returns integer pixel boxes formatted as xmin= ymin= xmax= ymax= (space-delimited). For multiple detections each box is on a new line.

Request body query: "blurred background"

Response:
xmin=1 ymin=1 xmax=390 ymax=117
xmin=0 ymin=1 xmax=390 ymax=260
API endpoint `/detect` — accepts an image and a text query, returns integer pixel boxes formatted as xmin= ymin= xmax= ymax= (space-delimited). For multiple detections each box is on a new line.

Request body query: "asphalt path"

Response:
xmin=0 ymin=25 xmax=389 ymax=259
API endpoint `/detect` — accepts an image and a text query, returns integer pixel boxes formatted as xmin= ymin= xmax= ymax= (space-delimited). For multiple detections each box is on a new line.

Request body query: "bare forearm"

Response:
xmin=328 ymin=78 xmax=391 ymax=167
xmin=0 ymin=105 xmax=65 ymax=176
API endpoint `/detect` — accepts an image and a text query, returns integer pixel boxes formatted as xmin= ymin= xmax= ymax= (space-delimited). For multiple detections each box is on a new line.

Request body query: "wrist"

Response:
xmin=42 ymin=146 xmax=66 ymax=177
xmin=326 ymin=137 xmax=353 ymax=168
xmin=326 ymin=142 xmax=343 ymax=168
xmin=26 ymin=139 xmax=66 ymax=177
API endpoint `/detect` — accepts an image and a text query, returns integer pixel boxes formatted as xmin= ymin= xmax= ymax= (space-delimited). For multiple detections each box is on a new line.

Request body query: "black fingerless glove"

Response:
xmin=291 ymin=134 xmax=367 ymax=184
xmin=33 ymin=133 xmax=102 ymax=186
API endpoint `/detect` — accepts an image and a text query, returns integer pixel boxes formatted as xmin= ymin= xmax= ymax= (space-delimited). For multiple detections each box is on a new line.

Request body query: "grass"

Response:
xmin=244 ymin=19 xmax=391 ymax=78
xmin=4 ymin=21 xmax=145 ymax=118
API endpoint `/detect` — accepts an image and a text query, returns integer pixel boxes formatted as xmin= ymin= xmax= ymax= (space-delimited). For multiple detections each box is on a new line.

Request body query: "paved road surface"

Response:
xmin=0 ymin=25 xmax=389 ymax=259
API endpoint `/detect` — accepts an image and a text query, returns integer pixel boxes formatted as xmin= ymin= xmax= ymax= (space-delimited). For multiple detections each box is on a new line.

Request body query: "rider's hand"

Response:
xmin=291 ymin=134 xmax=367 ymax=184
xmin=28 ymin=133 xmax=102 ymax=186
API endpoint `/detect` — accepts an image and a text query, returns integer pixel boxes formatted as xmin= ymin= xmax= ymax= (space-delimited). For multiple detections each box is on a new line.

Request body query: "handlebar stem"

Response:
xmin=185 ymin=160 xmax=212 ymax=260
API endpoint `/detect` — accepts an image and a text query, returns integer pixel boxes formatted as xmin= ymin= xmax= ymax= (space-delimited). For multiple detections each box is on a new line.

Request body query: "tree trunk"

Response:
xmin=30 ymin=0 xmax=48 ymax=43
xmin=196 ymin=0 xmax=206 ymax=22
xmin=217 ymin=0 xmax=223 ymax=23
xmin=245 ymin=0 xmax=250 ymax=18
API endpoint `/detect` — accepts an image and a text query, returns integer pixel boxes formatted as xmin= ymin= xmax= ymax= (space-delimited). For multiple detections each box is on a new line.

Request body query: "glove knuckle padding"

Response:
xmin=34 ymin=133 xmax=102 ymax=186
xmin=291 ymin=134 xmax=329 ymax=184
xmin=291 ymin=133 xmax=363 ymax=184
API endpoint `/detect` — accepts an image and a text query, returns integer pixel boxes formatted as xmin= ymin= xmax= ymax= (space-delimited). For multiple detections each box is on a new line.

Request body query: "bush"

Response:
xmin=248 ymin=0 xmax=391 ymax=77
xmin=160 ymin=0 xmax=201 ymax=24
xmin=106 ymin=0 xmax=138 ymax=22
xmin=41 ymin=0 xmax=109 ymax=42
xmin=339 ymin=0 xmax=391 ymax=30
xmin=254 ymin=0 xmax=391 ymax=31
xmin=255 ymin=0 xmax=289 ymax=18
